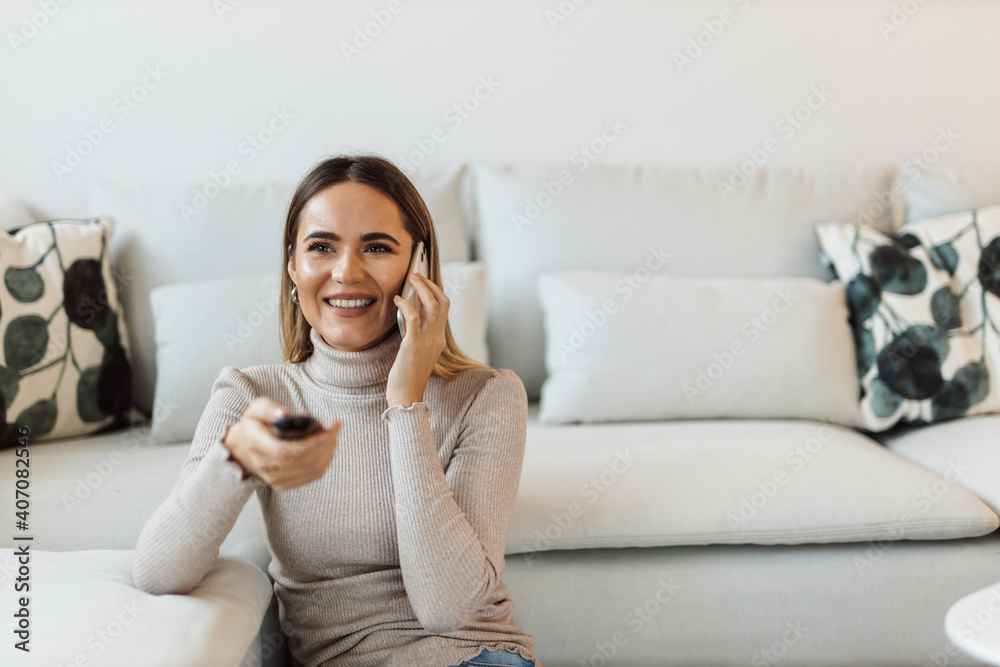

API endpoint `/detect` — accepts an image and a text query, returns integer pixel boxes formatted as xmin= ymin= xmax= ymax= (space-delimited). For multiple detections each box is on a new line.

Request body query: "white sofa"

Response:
xmin=2 ymin=161 xmax=1000 ymax=667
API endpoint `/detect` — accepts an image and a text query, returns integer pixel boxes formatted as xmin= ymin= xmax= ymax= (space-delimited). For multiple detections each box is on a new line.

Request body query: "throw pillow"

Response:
xmin=536 ymin=271 xmax=862 ymax=426
xmin=815 ymin=206 xmax=1000 ymax=432
xmin=0 ymin=217 xmax=133 ymax=447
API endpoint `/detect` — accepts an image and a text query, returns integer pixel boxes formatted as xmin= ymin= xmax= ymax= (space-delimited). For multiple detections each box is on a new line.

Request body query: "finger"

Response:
xmin=408 ymin=272 xmax=444 ymax=304
xmin=394 ymin=293 xmax=419 ymax=330
xmin=408 ymin=273 xmax=447 ymax=320
xmin=245 ymin=396 xmax=291 ymax=422
xmin=247 ymin=420 xmax=304 ymax=477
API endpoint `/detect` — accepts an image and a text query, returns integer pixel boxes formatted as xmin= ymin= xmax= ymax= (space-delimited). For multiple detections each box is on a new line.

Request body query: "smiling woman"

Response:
xmin=280 ymin=155 xmax=482 ymax=375
xmin=287 ymin=181 xmax=414 ymax=353
xmin=131 ymin=154 xmax=539 ymax=667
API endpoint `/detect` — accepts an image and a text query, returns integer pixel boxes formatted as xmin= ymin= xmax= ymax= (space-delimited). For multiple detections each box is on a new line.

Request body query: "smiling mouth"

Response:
xmin=324 ymin=298 xmax=375 ymax=309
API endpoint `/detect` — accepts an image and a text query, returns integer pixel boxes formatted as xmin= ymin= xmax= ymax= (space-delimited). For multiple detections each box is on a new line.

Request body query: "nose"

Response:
xmin=330 ymin=248 xmax=366 ymax=284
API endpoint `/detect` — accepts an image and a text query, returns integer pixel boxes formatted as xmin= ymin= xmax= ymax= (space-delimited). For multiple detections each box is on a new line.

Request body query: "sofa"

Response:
xmin=2 ymin=160 xmax=999 ymax=667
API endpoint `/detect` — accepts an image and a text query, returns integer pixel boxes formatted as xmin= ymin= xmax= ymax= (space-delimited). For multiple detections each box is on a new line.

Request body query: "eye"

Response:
xmin=306 ymin=241 xmax=332 ymax=253
xmin=367 ymin=243 xmax=392 ymax=253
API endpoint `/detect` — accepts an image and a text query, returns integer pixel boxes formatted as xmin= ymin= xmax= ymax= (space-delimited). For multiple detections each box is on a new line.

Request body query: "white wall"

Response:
xmin=2 ymin=0 xmax=999 ymax=220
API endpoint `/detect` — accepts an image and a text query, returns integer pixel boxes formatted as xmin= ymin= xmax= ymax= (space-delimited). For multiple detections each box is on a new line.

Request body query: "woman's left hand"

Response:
xmin=386 ymin=271 xmax=449 ymax=408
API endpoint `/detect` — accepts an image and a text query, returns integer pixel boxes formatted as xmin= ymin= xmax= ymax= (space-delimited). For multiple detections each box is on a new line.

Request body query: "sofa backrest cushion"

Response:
xmin=467 ymin=163 xmax=898 ymax=399
xmin=905 ymin=164 xmax=1000 ymax=223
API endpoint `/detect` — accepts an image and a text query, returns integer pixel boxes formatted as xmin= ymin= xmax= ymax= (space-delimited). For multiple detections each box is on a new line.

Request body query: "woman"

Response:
xmin=132 ymin=155 xmax=539 ymax=667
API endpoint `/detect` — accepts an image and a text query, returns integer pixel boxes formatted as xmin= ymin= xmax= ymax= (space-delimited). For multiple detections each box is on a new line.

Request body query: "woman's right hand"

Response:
xmin=221 ymin=397 xmax=341 ymax=491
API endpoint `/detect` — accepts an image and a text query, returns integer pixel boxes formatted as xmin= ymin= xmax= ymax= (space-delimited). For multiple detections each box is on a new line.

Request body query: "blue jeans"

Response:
xmin=451 ymin=647 xmax=537 ymax=666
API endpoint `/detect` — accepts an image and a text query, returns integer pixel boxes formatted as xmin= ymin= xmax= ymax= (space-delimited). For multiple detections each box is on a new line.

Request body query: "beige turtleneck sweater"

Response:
xmin=131 ymin=326 xmax=538 ymax=667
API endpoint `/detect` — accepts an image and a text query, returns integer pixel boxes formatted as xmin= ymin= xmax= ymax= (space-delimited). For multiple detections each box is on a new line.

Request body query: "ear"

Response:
xmin=287 ymin=244 xmax=297 ymax=283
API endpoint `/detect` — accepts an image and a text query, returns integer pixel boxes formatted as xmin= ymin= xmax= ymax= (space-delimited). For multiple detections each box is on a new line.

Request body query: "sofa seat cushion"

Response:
xmin=877 ymin=414 xmax=1000 ymax=514
xmin=507 ymin=417 xmax=999 ymax=554
xmin=0 ymin=427 xmax=270 ymax=574
xmin=0 ymin=548 xmax=271 ymax=666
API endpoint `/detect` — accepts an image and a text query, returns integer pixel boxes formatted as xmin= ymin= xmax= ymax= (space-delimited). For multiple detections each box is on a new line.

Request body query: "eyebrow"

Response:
xmin=300 ymin=230 xmax=403 ymax=246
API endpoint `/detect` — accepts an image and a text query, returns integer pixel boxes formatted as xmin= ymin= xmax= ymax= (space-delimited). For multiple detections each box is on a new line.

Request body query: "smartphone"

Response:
xmin=397 ymin=241 xmax=429 ymax=338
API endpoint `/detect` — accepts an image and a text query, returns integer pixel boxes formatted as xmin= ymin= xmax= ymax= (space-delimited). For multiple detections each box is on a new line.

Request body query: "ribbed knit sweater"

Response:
xmin=132 ymin=326 xmax=538 ymax=667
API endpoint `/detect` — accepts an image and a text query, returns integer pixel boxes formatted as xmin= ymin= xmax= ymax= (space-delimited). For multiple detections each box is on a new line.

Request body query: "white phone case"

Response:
xmin=397 ymin=241 xmax=429 ymax=337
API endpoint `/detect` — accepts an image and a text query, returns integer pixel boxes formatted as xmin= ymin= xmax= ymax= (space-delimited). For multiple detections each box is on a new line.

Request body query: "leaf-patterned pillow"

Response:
xmin=0 ymin=217 xmax=133 ymax=447
xmin=815 ymin=206 xmax=1000 ymax=432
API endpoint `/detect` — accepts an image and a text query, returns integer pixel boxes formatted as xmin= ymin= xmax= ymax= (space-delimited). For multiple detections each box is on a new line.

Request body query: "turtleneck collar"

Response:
xmin=301 ymin=326 xmax=402 ymax=396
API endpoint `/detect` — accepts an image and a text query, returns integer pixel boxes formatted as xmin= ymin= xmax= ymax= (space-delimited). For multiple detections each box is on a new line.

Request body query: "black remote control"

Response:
xmin=270 ymin=414 xmax=323 ymax=440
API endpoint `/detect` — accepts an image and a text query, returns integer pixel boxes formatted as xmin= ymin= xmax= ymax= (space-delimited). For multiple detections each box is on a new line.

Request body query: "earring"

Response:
xmin=291 ymin=284 xmax=299 ymax=304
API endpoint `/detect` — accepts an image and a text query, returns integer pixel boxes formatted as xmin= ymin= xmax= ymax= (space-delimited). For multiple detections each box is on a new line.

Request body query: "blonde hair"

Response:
xmin=279 ymin=154 xmax=490 ymax=379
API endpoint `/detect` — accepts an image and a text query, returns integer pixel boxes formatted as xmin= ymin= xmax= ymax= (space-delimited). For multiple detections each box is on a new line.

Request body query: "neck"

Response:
xmin=301 ymin=326 xmax=402 ymax=395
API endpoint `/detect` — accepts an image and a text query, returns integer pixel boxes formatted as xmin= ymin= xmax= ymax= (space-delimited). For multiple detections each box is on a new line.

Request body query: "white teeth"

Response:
xmin=325 ymin=298 xmax=375 ymax=308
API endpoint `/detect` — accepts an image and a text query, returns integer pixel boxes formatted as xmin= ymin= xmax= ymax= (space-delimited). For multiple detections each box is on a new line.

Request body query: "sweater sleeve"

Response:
xmin=132 ymin=366 xmax=267 ymax=595
xmin=381 ymin=368 xmax=528 ymax=633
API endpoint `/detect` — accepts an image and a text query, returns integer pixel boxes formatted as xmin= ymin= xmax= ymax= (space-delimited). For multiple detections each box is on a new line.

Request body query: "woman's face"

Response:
xmin=287 ymin=181 xmax=415 ymax=352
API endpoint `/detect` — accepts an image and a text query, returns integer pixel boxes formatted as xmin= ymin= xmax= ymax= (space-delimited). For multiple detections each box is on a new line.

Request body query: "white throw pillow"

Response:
xmin=537 ymin=271 xmax=862 ymax=426
xmin=468 ymin=162 xmax=899 ymax=400
xmin=149 ymin=262 xmax=488 ymax=445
